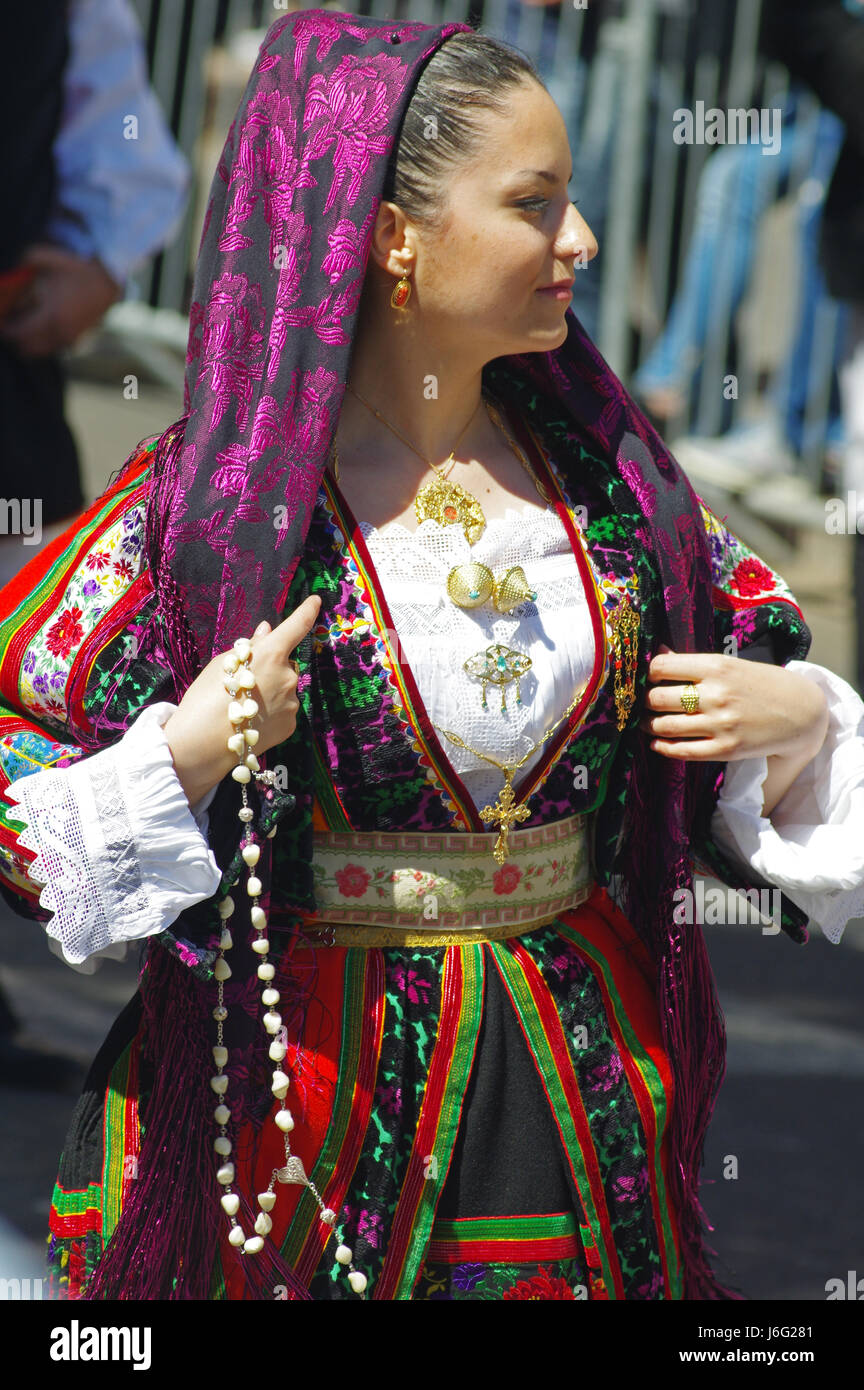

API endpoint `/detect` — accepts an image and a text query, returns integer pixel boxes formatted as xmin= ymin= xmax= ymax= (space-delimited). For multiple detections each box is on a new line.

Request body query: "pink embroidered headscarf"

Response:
xmin=146 ymin=10 xmax=475 ymax=686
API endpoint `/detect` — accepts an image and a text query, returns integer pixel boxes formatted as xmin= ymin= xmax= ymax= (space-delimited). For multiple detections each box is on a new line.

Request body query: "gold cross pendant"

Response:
xmin=479 ymin=773 xmax=532 ymax=863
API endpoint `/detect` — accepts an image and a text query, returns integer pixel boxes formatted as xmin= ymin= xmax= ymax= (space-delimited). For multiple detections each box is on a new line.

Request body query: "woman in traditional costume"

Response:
xmin=1 ymin=11 xmax=862 ymax=1302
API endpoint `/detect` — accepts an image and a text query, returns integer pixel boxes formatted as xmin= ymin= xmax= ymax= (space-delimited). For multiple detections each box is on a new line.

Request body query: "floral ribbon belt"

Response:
xmin=299 ymin=813 xmax=594 ymax=947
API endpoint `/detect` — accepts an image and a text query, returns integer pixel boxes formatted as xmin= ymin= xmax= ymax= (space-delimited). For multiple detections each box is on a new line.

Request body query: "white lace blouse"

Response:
xmin=6 ymin=503 xmax=864 ymax=968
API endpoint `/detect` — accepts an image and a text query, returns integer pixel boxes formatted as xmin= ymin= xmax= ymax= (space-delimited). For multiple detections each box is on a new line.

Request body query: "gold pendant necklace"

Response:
xmin=335 ymin=384 xmax=485 ymax=542
xmin=414 ymin=392 xmax=550 ymax=543
xmin=433 ymin=680 xmax=589 ymax=863
xmin=329 ymin=386 xmax=549 ymax=548
xmin=415 ymin=475 xmax=487 ymax=546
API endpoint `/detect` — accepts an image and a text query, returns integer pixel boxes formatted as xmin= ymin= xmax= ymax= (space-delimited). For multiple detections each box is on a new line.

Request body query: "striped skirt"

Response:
xmin=46 ymin=883 xmax=684 ymax=1300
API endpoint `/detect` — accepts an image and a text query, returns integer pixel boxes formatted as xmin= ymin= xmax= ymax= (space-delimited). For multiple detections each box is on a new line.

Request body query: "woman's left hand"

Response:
xmin=640 ymin=644 xmax=829 ymax=763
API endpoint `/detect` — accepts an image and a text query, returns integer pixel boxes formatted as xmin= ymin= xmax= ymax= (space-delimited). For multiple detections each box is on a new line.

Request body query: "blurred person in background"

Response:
xmin=0 ymin=0 xmax=189 ymax=591
xmin=632 ymin=98 xmax=846 ymax=463
xmin=519 ymin=0 xmax=842 ymax=481
xmin=0 ymin=0 xmax=189 ymax=1086
xmin=760 ymin=0 xmax=864 ymax=698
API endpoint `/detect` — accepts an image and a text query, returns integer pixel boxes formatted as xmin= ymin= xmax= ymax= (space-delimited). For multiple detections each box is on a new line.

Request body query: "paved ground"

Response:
xmin=0 ymin=376 xmax=861 ymax=1300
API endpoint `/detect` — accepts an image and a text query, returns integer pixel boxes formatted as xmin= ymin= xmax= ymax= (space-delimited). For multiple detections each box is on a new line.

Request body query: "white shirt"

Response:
xmin=44 ymin=0 xmax=190 ymax=290
xmin=7 ymin=506 xmax=864 ymax=967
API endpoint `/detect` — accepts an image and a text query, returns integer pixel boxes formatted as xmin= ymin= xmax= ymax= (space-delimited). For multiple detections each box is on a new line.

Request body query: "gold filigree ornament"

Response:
xmin=415 ymin=475 xmax=486 ymax=546
xmin=606 ymin=574 xmax=641 ymax=731
xmin=446 ymin=562 xmax=537 ymax=614
xmin=463 ymin=642 xmax=533 ymax=712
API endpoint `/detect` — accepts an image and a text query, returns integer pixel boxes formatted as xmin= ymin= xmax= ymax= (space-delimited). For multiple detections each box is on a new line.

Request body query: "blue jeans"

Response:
xmin=632 ymin=95 xmax=846 ymax=452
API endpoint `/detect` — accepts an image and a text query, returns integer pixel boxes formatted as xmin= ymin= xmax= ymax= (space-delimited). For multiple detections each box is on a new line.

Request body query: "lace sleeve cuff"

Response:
xmin=710 ymin=661 xmax=864 ymax=943
xmin=5 ymin=701 xmax=223 ymax=965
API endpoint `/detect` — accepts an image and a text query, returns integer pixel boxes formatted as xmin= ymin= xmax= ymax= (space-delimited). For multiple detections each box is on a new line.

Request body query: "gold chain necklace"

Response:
xmin=345 ymin=382 xmax=479 ymax=481
xmin=433 ymin=680 xmax=589 ymax=864
xmin=330 ymin=385 xmax=481 ymax=536
xmin=482 ymin=395 xmax=551 ymax=505
xmin=329 ymin=385 xmax=548 ymax=544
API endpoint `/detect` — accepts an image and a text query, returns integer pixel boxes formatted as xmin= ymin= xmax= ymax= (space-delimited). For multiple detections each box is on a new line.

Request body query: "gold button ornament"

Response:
xmin=446 ymin=563 xmax=537 ymax=613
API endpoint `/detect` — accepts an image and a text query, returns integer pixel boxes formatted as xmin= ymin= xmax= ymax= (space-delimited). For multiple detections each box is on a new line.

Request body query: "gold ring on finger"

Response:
xmin=680 ymin=682 xmax=700 ymax=715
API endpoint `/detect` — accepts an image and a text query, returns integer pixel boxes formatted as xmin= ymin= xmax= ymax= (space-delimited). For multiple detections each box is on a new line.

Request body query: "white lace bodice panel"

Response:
xmin=360 ymin=501 xmax=595 ymax=810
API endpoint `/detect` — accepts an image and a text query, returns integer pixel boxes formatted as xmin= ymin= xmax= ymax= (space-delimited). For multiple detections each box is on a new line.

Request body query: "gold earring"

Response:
xmin=390 ymin=274 xmax=412 ymax=309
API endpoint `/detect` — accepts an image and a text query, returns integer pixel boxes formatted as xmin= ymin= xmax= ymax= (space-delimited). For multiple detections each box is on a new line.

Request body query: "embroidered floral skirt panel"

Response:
xmin=47 ymin=883 xmax=687 ymax=1301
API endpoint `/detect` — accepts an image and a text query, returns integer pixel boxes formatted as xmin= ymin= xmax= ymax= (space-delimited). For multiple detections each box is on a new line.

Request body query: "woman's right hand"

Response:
xmin=162 ymin=594 xmax=322 ymax=809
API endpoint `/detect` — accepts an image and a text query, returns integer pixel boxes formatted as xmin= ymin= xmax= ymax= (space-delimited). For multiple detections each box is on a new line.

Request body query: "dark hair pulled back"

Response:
xmin=382 ymin=31 xmax=543 ymax=232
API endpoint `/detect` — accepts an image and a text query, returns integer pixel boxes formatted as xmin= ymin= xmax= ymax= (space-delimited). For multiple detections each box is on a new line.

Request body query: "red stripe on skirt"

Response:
xmin=557 ymin=886 xmax=682 ymax=1290
xmin=494 ymin=938 xmax=627 ymax=1300
xmin=374 ymin=948 xmax=466 ymax=1300
xmin=295 ymin=951 xmax=386 ymax=1285
xmin=426 ymin=1233 xmax=581 ymax=1264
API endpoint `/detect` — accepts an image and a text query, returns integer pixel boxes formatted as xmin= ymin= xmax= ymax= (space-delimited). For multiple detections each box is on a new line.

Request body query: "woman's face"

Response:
xmin=380 ymin=78 xmax=597 ymax=358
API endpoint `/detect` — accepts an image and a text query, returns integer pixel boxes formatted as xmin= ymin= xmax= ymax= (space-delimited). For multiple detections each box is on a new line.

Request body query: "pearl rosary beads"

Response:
xmin=210 ymin=635 xmax=367 ymax=1296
